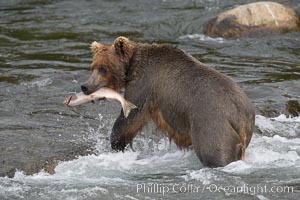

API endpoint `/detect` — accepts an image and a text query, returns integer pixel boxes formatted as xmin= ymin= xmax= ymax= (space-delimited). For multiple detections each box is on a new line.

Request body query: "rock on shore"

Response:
xmin=204 ymin=1 xmax=300 ymax=37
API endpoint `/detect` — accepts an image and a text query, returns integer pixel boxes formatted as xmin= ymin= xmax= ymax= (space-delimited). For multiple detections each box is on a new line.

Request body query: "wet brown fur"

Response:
xmin=150 ymin=108 xmax=192 ymax=149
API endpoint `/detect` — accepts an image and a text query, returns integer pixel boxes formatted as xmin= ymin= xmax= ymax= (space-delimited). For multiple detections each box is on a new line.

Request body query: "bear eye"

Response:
xmin=99 ymin=66 xmax=107 ymax=76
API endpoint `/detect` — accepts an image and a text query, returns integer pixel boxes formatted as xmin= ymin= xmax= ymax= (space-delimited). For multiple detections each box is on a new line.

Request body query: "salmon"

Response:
xmin=64 ymin=87 xmax=137 ymax=118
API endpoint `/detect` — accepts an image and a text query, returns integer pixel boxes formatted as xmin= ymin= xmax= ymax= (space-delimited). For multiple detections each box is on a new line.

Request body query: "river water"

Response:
xmin=0 ymin=0 xmax=300 ymax=199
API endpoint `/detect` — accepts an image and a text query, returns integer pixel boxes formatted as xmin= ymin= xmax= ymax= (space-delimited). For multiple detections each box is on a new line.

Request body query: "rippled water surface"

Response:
xmin=0 ymin=0 xmax=300 ymax=199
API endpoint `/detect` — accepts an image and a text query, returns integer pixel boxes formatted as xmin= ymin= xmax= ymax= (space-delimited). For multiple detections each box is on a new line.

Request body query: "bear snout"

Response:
xmin=81 ymin=84 xmax=89 ymax=95
xmin=81 ymin=82 xmax=102 ymax=95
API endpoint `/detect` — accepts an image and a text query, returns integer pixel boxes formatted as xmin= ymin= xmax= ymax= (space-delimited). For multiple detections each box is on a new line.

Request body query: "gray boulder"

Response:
xmin=204 ymin=1 xmax=300 ymax=37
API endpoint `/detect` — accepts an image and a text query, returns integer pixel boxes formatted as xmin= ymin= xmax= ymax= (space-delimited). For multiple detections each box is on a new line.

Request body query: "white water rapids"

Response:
xmin=0 ymin=114 xmax=299 ymax=200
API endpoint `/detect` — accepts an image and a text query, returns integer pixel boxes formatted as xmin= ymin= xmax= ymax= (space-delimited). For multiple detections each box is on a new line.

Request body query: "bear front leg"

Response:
xmin=111 ymin=108 xmax=148 ymax=152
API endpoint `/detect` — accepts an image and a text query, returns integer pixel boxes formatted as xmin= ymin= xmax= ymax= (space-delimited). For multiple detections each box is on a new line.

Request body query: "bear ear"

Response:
xmin=90 ymin=41 xmax=104 ymax=56
xmin=113 ymin=36 xmax=133 ymax=64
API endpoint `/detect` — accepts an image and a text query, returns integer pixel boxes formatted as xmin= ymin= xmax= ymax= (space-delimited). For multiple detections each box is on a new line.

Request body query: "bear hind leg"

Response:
xmin=191 ymin=124 xmax=243 ymax=167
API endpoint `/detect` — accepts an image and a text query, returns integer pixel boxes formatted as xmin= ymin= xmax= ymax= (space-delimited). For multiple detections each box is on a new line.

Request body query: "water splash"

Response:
xmin=255 ymin=114 xmax=300 ymax=137
xmin=21 ymin=78 xmax=53 ymax=87
xmin=178 ymin=34 xmax=224 ymax=43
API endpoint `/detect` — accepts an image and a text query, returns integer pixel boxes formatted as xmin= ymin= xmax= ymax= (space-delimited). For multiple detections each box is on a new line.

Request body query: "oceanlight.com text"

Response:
xmin=136 ymin=183 xmax=294 ymax=195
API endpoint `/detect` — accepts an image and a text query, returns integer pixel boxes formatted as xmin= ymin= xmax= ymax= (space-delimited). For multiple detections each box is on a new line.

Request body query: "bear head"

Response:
xmin=81 ymin=36 xmax=133 ymax=94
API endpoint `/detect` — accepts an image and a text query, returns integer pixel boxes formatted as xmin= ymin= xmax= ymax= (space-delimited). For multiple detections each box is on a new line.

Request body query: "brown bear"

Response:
xmin=81 ymin=36 xmax=255 ymax=167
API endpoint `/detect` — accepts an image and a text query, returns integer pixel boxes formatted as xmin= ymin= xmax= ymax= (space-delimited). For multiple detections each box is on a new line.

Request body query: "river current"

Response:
xmin=0 ymin=0 xmax=299 ymax=199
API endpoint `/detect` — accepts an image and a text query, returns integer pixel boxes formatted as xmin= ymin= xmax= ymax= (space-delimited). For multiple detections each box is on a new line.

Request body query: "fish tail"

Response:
xmin=123 ymin=100 xmax=137 ymax=118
